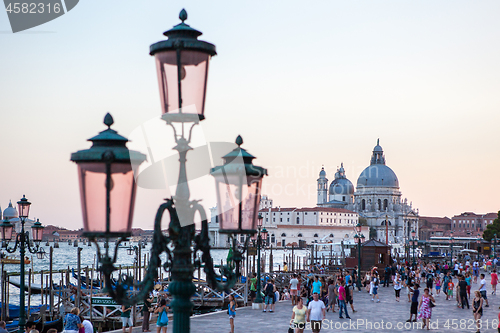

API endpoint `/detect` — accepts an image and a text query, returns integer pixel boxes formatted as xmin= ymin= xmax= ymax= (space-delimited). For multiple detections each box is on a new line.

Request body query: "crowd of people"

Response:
xmin=244 ymin=257 xmax=500 ymax=333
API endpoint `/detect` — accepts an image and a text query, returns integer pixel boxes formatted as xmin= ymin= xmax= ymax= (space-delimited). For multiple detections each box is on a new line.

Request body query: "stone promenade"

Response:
xmin=111 ymin=275 xmax=500 ymax=333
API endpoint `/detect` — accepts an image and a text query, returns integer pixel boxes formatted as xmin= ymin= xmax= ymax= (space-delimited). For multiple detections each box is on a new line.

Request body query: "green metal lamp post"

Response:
xmin=494 ymin=233 xmax=497 ymax=258
xmin=450 ymin=232 xmax=454 ymax=260
xmin=71 ymin=10 xmax=267 ymax=333
xmin=354 ymin=223 xmax=363 ymax=289
xmin=411 ymin=229 xmax=416 ymax=267
xmin=254 ymin=213 xmax=267 ymax=305
xmin=0 ymin=196 xmax=44 ymax=333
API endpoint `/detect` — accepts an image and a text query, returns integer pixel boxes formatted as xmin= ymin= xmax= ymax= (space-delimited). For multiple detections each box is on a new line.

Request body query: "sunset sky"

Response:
xmin=1 ymin=1 xmax=499 ymax=230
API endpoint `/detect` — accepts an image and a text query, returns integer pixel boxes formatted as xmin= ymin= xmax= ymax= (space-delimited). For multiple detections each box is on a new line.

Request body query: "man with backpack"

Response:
xmin=263 ymin=279 xmax=275 ymax=312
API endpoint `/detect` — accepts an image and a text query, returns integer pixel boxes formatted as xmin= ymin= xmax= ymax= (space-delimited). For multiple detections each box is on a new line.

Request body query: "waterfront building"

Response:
xmin=316 ymin=140 xmax=419 ymax=245
xmin=259 ymin=206 xmax=361 ymax=248
xmin=451 ymin=212 xmax=497 ymax=235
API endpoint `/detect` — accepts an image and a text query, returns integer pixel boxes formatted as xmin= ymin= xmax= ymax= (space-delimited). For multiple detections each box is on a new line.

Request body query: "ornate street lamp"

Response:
xmin=493 ymin=234 xmax=497 ymax=258
xmin=72 ymin=10 xmax=267 ymax=333
xmin=355 ymin=223 xmax=363 ymax=289
xmin=1 ymin=196 xmax=44 ymax=333
xmin=411 ymin=229 xmax=416 ymax=266
xmin=450 ymin=232 xmax=455 ymax=260
xmin=253 ymin=213 xmax=266 ymax=305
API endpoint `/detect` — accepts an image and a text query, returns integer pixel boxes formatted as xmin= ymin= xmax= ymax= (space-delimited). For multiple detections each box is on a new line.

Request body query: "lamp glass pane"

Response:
xmin=77 ymin=162 xmax=138 ymax=235
xmin=18 ymin=202 xmax=30 ymax=218
xmin=1 ymin=223 xmax=13 ymax=241
xmin=155 ymin=50 xmax=210 ymax=116
xmin=214 ymin=173 xmax=262 ymax=232
xmin=32 ymin=227 xmax=43 ymax=242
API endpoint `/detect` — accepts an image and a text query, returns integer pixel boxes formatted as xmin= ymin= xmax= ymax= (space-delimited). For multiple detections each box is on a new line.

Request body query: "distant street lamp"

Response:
xmin=411 ymin=229 xmax=417 ymax=267
xmin=354 ymin=223 xmax=364 ymax=289
xmin=253 ymin=214 xmax=267 ymax=305
xmin=494 ymin=233 xmax=497 ymax=258
xmin=476 ymin=236 xmax=481 ymax=260
xmin=450 ymin=231 xmax=455 ymax=260
xmin=0 ymin=196 xmax=44 ymax=333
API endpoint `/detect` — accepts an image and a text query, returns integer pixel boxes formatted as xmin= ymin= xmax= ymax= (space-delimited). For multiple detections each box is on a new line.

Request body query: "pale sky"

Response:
xmin=1 ymin=1 xmax=499 ymax=230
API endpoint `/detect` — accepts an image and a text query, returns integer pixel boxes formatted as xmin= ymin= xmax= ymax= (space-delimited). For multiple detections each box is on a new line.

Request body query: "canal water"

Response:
xmin=1 ymin=242 xmax=308 ymax=306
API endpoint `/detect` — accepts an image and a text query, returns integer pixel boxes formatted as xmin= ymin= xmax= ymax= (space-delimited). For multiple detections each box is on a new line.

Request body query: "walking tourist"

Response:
xmin=417 ymin=287 xmax=435 ymax=330
xmin=472 ymin=290 xmax=484 ymax=333
xmin=142 ymin=293 xmax=154 ymax=332
xmin=465 ymin=272 xmax=472 ymax=299
xmin=407 ymin=283 xmax=419 ymax=323
xmin=435 ymin=276 xmax=441 ymax=296
xmin=479 ymin=274 xmax=490 ymax=307
xmin=306 ymin=292 xmax=326 ymax=333
xmin=327 ymin=279 xmax=336 ymax=312
xmin=394 ymin=274 xmax=402 ymax=302
xmin=263 ymin=279 xmax=275 ymax=312
xmin=63 ymin=308 xmax=83 ymax=333
xmin=312 ymin=276 xmax=322 ymax=295
xmin=121 ymin=305 xmax=133 ymax=333
xmin=78 ymin=315 xmax=93 ymax=333
xmin=446 ymin=276 xmax=454 ymax=301
xmin=155 ymin=298 xmax=169 ymax=333
xmin=346 ymin=279 xmax=356 ymax=313
xmin=0 ymin=321 xmax=8 ymax=333
xmin=290 ymin=273 xmax=299 ymax=306
xmin=250 ymin=272 xmax=257 ymax=303
xmin=492 ymin=269 xmax=498 ymax=295
xmin=371 ymin=272 xmax=380 ymax=302
xmin=458 ymin=276 xmax=469 ymax=309
xmin=26 ymin=322 xmax=37 ymax=333
xmin=337 ymin=280 xmax=351 ymax=319
xmin=384 ymin=265 xmax=391 ymax=287
xmin=291 ymin=297 xmax=306 ymax=333
xmin=227 ymin=294 xmax=237 ymax=333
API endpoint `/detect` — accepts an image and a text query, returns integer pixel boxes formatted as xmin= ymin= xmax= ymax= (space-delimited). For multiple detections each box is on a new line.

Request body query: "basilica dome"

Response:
xmin=356 ymin=140 xmax=399 ymax=188
xmin=3 ymin=201 xmax=18 ymax=219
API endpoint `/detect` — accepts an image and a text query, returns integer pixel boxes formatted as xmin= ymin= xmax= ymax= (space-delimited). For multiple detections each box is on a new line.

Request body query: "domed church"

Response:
xmin=317 ymin=140 xmax=419 ymax=244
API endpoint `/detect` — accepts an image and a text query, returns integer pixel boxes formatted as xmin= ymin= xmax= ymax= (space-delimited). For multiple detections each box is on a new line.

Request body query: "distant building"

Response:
xmin=451 ymin=212 xmax=497 ymax=236
xmin=418 ymin=216 xmax=452 ymax=240
xmin=316 ymin=140 xmax=419 ymax=244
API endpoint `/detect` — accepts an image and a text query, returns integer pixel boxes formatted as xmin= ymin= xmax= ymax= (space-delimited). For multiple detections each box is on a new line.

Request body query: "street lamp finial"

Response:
xmin=179 ymin=9 xmax=187 ymax=22
xmin=104 ymin=113 xmax=114 ymax=128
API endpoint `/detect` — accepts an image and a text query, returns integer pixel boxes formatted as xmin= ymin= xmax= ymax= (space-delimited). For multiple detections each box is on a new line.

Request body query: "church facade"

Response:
xmin=317 ymin=140 xmax=419 ymax=245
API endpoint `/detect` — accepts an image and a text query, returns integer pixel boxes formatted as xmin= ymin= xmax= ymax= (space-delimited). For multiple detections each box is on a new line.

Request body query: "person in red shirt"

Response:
xmin=491 ymin=269 xmax=498 ymax=295
xmin=447 ymin=280 xmax=454 ymax=301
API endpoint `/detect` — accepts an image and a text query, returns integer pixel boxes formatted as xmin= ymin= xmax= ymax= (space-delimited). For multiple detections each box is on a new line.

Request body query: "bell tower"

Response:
xmin=317 ymin=167 xmax=328 ymax=205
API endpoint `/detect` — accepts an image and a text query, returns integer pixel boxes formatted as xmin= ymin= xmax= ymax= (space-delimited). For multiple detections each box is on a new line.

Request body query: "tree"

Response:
xmin=359 ymin=217 xmax=368 ymax=226
xmin=369 ymin=226 xmax=377 ymax=240
xmin=483 ymin=211 xmax=500 ymax=241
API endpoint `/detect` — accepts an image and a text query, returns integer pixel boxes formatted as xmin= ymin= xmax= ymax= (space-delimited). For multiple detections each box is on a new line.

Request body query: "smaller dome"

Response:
xmin=319 ymin=167 xmax=326 ymax=178
xmin=329 ymin=178 xmax=354 ymax=196
xmin=3 ymin=201 xmax=18 ymax=219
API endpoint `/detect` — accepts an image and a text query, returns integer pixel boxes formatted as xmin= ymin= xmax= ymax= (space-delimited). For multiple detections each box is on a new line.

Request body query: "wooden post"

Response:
xmin=6 ymin=275 xmax=9 ymax=319
xmin=77 ymin=247 xmax=82 ymax=309
xmin=1 ymin=261 xmax=4 ymax=321
xmin=291 ymin=246 xmax=295 ymax=272
xmin=50 ymin=246 xmax=54 ymax=318
xmin=90 ymin=262 xmax=94 ymax=322
xmin=40 ymin=269 xmax=44 ymax=307
xmin=138 ymin=245 xmax=142 ymax=282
